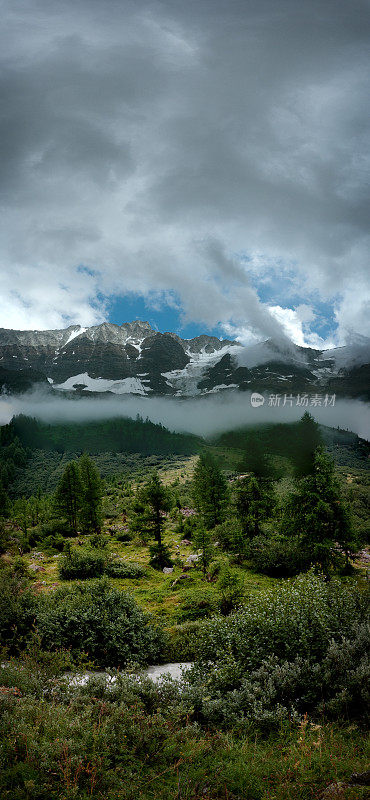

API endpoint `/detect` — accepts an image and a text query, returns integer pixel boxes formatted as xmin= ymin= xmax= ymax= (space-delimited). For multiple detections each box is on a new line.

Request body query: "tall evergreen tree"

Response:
xmin=0 ymin=479 xmax=9 ymax=518
xmin=12 ymin=496 xmax=29 ymax=536
xmin=133 ymin=472 xmax=173 ymax=569
xmin=294 ymin=412 xmax=322 ymax=477
xmin=79 ymin=454 xmax=102 ymax=533
xmin=192 ymin=523 xmax=213 ymax=575
xmin=284 ymin=447 xmax=355 ymax=572
xmin=192 ymin=452 xmax=229 ymax=529
xmin=239 ymin=432 xmax=273 ymax=479
xmin=233 ymin=474 xmax=273 ymax=538
xmin=54 ymin=461 xmax=83 ymax=535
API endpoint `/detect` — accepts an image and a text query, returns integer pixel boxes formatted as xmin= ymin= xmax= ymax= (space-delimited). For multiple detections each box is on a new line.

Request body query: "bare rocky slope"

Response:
xmin=0 ymin=321 xmax=369 ymax=399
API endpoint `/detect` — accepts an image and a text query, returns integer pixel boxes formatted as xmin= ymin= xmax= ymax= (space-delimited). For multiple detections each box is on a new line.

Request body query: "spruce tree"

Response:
xmin=294 ymin=412 xmax=322 ymax=477
xmin=79 ymin=454 xmax=102 ymax=533
xmin=133 ymin=472 xmax=173 ymax=569
xmin=284 ymin=447 xmax=355 ymax=572
xmin=0 ymin=479 xmax=9 ymax=518
xmin=192 ymin=452 xmax=228 ymax=529
xmin=192 ymin=523 xmax=213 ymax=575
xmin=54 ymin=461 xmax=83 ymax=535
xmin=234 ymin=474 xmax=273 ymax=538
xmin=239 ymin=432 xmax=273 ymax=478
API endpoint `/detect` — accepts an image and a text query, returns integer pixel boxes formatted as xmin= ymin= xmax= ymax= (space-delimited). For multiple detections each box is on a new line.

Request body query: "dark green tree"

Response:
xmin=294 ymin=412 xmax=322 ymax=477
xmin=284 ymin=447 xmax=356 ymax=572
xmin=192 ymin=452 xmax=229 ymax=529
xmin=79 ymin=454 xmax=103 ymax=533
xmin=134 ymin=472 xmax=173 ymax=569
xmin=218 ymin=565 xmax=245 ymax=614
xmin=54 ymin=461 xmax=83 ymax=535
xmin=213 ymin=517 xmax=248 ymax=562
xmin=233 ymin=474 xmax=273 ymax=538
xmin=192 ymin=523 xmax=214 ymax=575
xmin=239 ymin=432 xmax=273 ymax=479
xmin=12 ymin=496 xmax=30 ymax=536
xmin=0 ymin=479 xmax=10 ymax=518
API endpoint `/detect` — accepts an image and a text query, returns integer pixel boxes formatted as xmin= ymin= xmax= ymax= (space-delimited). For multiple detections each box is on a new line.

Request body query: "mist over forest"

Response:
xmin=0 ymin=389 xmax=368 ymax=440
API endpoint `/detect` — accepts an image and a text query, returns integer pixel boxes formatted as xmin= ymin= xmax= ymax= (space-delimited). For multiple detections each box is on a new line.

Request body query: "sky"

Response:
xmin=1 ymin=0 xmax=369 ymax=348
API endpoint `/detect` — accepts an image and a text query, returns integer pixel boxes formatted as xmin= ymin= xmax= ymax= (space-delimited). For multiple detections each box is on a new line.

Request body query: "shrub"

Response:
xmin=184 ymin=573 xmax=370 ymax=728
xmin=89 ymin=531 xmax=109 ymax=550
xmin=113 ymin=528 xmax=132 ymax=542
xmin=0 ymin=561 xmax=37 ymax=653
xmin=36 ymin=533 xmax=65 ymax=554
xmin=249 ymin=534 xmax=311 ymax=577
xmin=192 ymin=572 xmax=369 ymax=675
xmin=149 ymin=542 xmax=173 ymax=570
xmin=174 ymin=589 xmax=219 ymax=622
xmin=40 ymin=518 xmax=71 ymax=536
xmin=58 ymin=548 xmax=106 ymax=580
xmin=163 ymin=621 xmax=205 ymax=661
xmin=36 ymin=578 xmax=163 ymax=666
xmin=217 ymin=566 xmax=245 ymax=614
xmin=104 ymin=561 xmax=145 ymax=579
xmin=184 ymin=621 xmax=370 ymax=730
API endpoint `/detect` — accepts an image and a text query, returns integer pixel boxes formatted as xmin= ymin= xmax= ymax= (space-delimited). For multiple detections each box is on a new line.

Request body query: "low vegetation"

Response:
xmin=0 ymin=412 xmax=369 ymax=798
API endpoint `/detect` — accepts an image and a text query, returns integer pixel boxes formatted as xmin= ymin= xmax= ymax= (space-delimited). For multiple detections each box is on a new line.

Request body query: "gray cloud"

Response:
xmin=0 ymin=0 xmax=369 ymax=339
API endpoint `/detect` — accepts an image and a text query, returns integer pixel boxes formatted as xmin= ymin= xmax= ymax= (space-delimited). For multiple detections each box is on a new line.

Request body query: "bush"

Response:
xmin=89 ymin=532 xmax=109 ymax=550
xmin=163 ymin=621 xmax=205 ymax=661
xmin=0 ymin=561 xmax=37 ymax=653
xmin=58 ymin=548 xmax=106 ymax=580
xmin=249 ymin=534 xmax=311 ymax=577
xmin=174 ymin=589 xmax=219 ymax=622
xmin=184 ymin=573 xmax=370 ymax=728
xmin=184 ymin=621 xmax=370 ymax=730
xmin=104 ymin=561 xmax=145 ymax=579
xmin=217 ymin=566 xmax=245 ymax=615
xmin=213 ymin=518 xmax=243 ymax=553
xmin=40 ymin=518 xmax=71 ymax=536
xmin=149 ymin=542 xmax=173 ymax=570
xmin=192 ymin=572 xmax=369 ymax=676
xmin=36 ymin=533 xmax=65 ymax=554
xmin=35 ymin=578 xmax=163 ymax=666
xmin=113 ymin=528 xmax=132 ymax=542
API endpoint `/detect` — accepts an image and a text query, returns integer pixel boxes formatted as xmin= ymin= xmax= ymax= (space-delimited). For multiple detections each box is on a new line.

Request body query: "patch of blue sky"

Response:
xmin=237 ymin=253 xmax=339 ymax=340
xmin=106 ymin=292 xmax=224 ymax=340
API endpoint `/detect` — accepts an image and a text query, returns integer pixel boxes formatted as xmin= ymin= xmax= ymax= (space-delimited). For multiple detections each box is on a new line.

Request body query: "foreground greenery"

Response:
xmin=1 ymin=662 xmax=369 ymax=800
xmin=0 ymin=412 xmax=369 ymax=798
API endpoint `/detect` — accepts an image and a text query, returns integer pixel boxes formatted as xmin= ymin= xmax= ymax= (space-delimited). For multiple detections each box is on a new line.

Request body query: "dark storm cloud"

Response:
xmin=0 ymin=0 xmax=369 ymax=339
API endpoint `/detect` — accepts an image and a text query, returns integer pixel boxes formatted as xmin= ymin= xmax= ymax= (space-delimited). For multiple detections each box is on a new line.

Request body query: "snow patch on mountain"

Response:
xmin=163 ymin=344 xmax=241 ymax=395
xmin=64 ymin=326 xmax=87 ymax=345
xmin=53 ymin=373 xmax=148 ymax=395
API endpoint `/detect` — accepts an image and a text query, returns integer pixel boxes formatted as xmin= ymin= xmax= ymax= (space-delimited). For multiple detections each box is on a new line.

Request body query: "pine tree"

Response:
xmin=192 ymin=523 xmax=213 ymax=575
xmin=284 ymin=447 xmax=355 ymax=572
xmin=54 ymin=461 xmax=83 ymax=535
xmin=79 ymin=454 xmax=102 ymax=533
xmin=233 ymin=474 xmax=273 ymax=538
xmin=294 ymin=412 xmax=322 ymax=477
xmin=239 ymin=433 xmax=273 ymax=478
xmin=0 ymin=479 xmax=9 ymax=518
xmin=192 ymin=452 xmax=229 ymax=529
xmin=12 ymin=496 xmax=29 ymax=536
xmin=133 ymin=472 xmax=173 ymax=569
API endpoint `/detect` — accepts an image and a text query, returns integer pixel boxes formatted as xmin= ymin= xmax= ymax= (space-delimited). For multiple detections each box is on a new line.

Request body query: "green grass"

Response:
xmin=0 ymin=661 xmax=369 ymax=800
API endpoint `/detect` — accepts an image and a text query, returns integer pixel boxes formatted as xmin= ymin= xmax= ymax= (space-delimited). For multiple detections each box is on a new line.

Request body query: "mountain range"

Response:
xmin=0 ymin=320 xmax=369 ymax=399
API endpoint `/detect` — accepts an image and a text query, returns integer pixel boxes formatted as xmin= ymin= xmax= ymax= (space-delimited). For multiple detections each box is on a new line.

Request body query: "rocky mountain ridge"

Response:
xmin=0 ymin=321 xmax=369 ymax=399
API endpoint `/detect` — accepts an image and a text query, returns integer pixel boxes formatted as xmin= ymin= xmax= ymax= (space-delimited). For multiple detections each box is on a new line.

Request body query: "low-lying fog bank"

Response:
xmin=0 ymin=389 xmax=369 ymax=440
